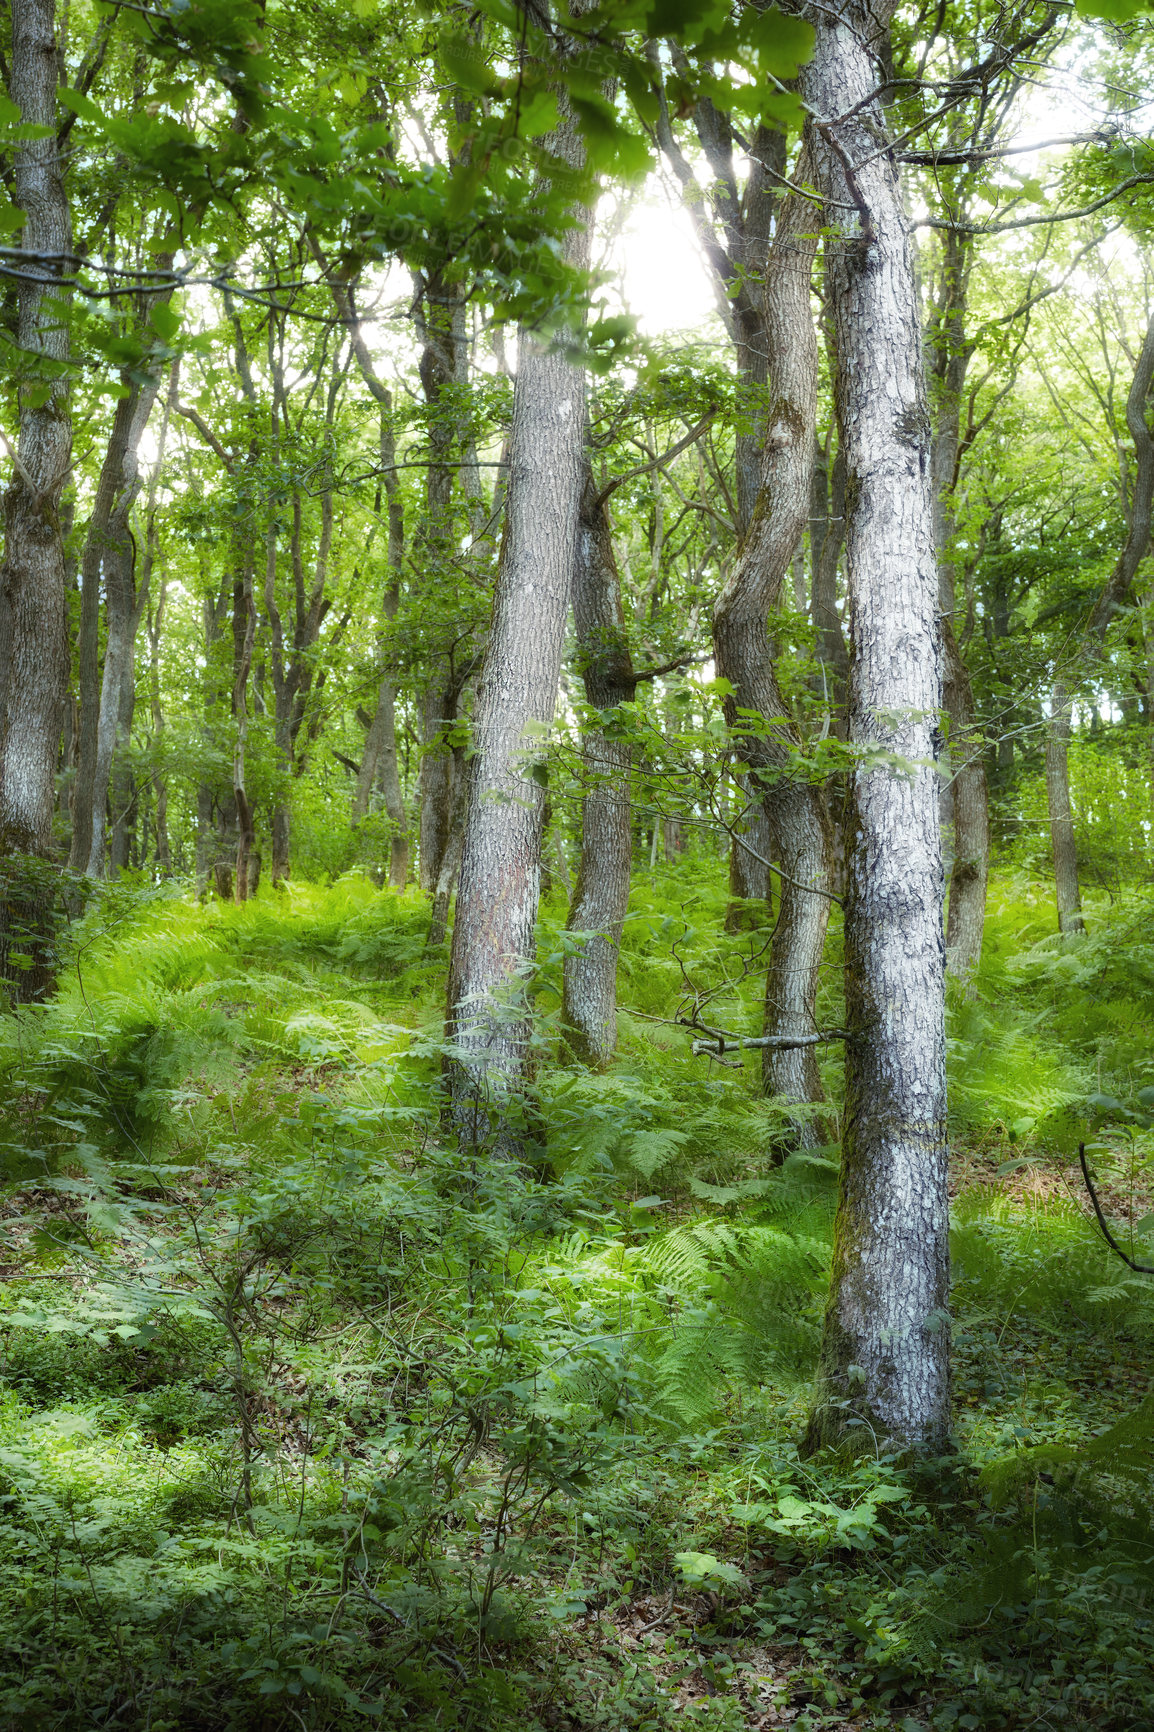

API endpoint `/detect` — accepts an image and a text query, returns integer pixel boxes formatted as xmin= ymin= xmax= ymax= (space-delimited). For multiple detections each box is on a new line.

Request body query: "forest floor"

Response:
xmin=0 ymin=867 xmax=1151 ymax=1731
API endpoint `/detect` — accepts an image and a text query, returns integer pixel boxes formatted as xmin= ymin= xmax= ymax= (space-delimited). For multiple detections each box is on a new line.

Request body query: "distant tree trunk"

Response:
xmin=233 ymin=535 xmax=257 ymax=904
xmin=562 ymin=462 xmax=635 ymax=1067
xmin=350 ymin=396 xmax=408 ymax=887
xmin=711 ymin=166 xmax=832 ymax=1149
xmin=147 ymin=570 xmax=170 ymax=877
xmin=444 ymin=73 xmax=589 ymax=1153
xmin=1044 ymin=308 xmax=1154 ymax=934
xmin=108 ymin=665 xmax=137 ymax=875
xmin=810 ymin=438 xmax=849 ymax=717
xmin=0 ymin=0 xmax=73 ymax=998
xmin=425 ymin=760 xmax=467 ymax=949
xmin=1046 ymin=677 xmax=1084 ymax=935
xmin=725 ymin=780 xmax=773 ymax=930
xmin=72 ymin=340 xmax=171 ymax=875
xmin=943 ymin=634 xmax=990 ymax=971
xmin=801 ymin=0 xmax=950 ymax=1457
xmin=930 ymin=225 xmax=989 ymax=978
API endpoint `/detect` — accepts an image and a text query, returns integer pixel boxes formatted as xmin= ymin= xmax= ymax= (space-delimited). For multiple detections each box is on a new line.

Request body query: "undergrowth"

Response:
xmin=0 ymin=869 xmax=1151 ymax=1729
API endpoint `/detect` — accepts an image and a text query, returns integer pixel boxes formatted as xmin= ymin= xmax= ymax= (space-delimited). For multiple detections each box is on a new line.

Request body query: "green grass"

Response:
xmin=0 ymin=867 xmax=1151 ymax=1729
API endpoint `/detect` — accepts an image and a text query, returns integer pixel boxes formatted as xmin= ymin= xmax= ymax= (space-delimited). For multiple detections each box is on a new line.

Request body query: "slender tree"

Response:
xmin=712 ymin=168 xmax=833 ymax=1147
xmin=802 ymin=0 xmax=950 ymax=1454
xmin=444 ymin=46 xmax=591 ymax=1152
xmin=561 ymin=459 xmax=638 ymax=1067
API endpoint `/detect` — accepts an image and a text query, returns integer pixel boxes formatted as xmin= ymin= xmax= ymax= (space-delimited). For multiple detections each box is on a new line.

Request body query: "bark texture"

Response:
xmin=801 ymin=0 xmax=950 ymax=1455
xmin=562 ymin=462 xmax=635 ymax=1067
xmin=0 ymin=0 xmax=72 ymax=997
xmin=711 ymin=168 xmax=832 ymax=1146
xmin=444 ymin=67 xmax=590 ymax=1152
xmin=929 ymin=225 xmax=989 ymax=978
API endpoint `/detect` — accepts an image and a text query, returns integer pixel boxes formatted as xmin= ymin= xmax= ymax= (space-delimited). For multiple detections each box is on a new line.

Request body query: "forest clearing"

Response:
xmin=2 ymin=0 xmax=1154 ymax=1725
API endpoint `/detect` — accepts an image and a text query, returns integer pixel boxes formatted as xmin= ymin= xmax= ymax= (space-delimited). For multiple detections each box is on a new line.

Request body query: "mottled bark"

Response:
xmin=562 ymin=462 xmax=635 ymax=1067
xmin=712 ymin=165 xmax=832 ymax=1147
xmin=72 ymin=332 xmax=172 ymax=876
xmin=801 ymin=0 xmax=950 ymax=1456
xmin=444 ymin=56 xmax=590 ymax=1153
xmin=0 ymin=0 xmax=73 ymax=996
xmin=810 ymin=440 xmax=849 ymax=714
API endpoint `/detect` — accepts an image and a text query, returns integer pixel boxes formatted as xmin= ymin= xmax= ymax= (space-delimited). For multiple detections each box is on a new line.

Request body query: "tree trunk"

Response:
xmin=943 ymin=628 xmax=990 ymax=972
xmin=350 ymin=396 xmax=408 ymax=887
xmin=711 ymin=163 xmax=832 ymax=1149
xmin=930 ymin=225 xmax=989 ymax=979
xmin=233 ymin=536 xmax=258 ymax=903
xmin=444 ymin=74 xmax=589 ymax=1154
xmin=562 ymin=462 xmax=635 ymax=1067
xmin=426 ymin=758 xmax=467 ymax=949
xmin=1043 ymin=308 xmax=1154 ymax=933
xmin=0 ymin=0 xmax=72 ymax=997
xmin=1046 ymin=676 xmax=1084 ymax=936
xmin=108 ymin=663 xmax=137 ymax=875
xmin=801 ymin=0 xmax=950 ymax=1456
xmin=725 ymin=781 xmax=773 ymax=931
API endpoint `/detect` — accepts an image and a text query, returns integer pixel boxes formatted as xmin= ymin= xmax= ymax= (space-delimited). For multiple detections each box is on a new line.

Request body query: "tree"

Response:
xmin=802 ymin=0 xmax=949 ymax=1454
xmin=712 ymin=169 xmax=832 ymax=1147
xmin=0 ymin=0 xmax=73 ymax=997
xmin=444 ymin=44 xmax=592 ymax=1153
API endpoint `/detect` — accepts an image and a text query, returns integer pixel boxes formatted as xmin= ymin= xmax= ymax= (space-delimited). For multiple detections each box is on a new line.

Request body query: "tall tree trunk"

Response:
xmin=802 ymin=0 xmax=950 ymax=1456
xmin=425 ymin=757 xmax=467 ymax=949
xmin=1046 ymin=677 xmax=1084 ymax=936
xmin=930 ymin=225 xmax=989 ymax=979
xmin=351 ymin=397 xmax=408 ymax=887
xmin=233 ymin=535 xmax=258 ymax=903
xmin=147 ymin=573 xmax=170 ymax=877
xmin=1044 ymin=309 xmax=1154 ymax=933
xmin=711 ymin=166 xmax=832 ymax=1148
xmin=562 ymin=461 xmax=636 ymax=1067
xmin=444 ymin=76 xmax=589 ymax=1154
xmin=0 ymin=0 xmax=72 ymax=997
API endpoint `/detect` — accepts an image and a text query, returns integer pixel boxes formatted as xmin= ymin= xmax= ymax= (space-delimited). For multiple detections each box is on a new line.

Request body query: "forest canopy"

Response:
xmin=2 ymin=0 xmax=1154 ymax=1727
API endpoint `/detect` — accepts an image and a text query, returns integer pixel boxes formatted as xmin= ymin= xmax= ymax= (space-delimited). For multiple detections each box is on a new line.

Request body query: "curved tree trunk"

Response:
xmin=801 ymin=0 xmax=950 ymax=1457
xmin=711 ymin=164 xmax=832 ymax=1148
xmin=562 ymin=462 xmax=635 ymax=1067
xmin=0 ymin=0 xmax=73 ymax=997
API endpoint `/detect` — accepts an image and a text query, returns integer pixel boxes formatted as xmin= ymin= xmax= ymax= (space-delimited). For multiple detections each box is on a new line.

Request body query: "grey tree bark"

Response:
xmin=561 ymin=461 xmax=636 ymax=1067
xmin=652 ymin=58 xmax=836 ymax=1068
xmin=79 ymin=371 xmax=171 ymax=878
xmin=0 ymin=0 xmax=73 ymax=997
xmin=444 ymin=73 xmax=590 ymax=1153
xmin=415 ymin=273 xmax=473 ymax=894
xmin=929 ymin=225 xmax=990 ymax=978
xmin=711 ymin=167 xmax=832 ymax=1148
xmin=800 ymin=0 xmax=950 ymax=1456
